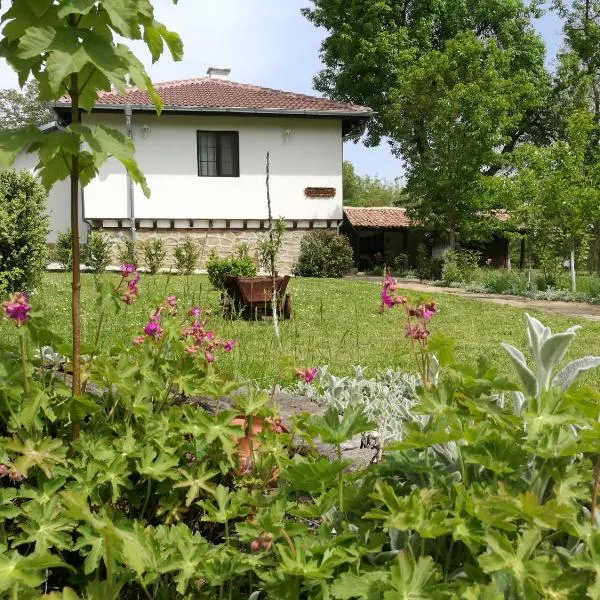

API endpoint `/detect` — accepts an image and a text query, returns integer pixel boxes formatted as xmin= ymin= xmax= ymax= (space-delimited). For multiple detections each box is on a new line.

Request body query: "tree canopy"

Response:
xmin=304 ymin=0 xmax=552 ymax=241
xmin=0 ymin=80 xmax=53 ymax=131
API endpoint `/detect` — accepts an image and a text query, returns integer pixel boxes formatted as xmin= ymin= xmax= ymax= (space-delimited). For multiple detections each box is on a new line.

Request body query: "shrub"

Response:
xmin=116 ymin=238 xmax=138 ymax=266
xmin=0 ymin=169 xmax=48 ymax=293
xmin=206 ymin=244 xmax=258 ymax=289
xmin=392 ymin=253 xmax=410 ymax=276
xmin=142 ymin=238 xmax=167 ymax=274
xmin=55 ymin=229 xmax=74 ymax=271
xmin=84 ymin=231 xmax=112 ymax=274
xmin=174 ymin=236 xmax=202 ymax=275
xmin=415 ymin=243 xmax=443 ymax=280
xmin=294 ymin=230 xmax=353 ymax=278
xmin=483 ymin=269 xmax=523 ymax=294
xmin=441 ymin=247 xmax=481 ymax=285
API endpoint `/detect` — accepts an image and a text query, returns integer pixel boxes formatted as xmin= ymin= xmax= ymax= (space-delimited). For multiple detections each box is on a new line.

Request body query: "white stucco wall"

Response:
xmin=81 ymin=112 xmax=344 ymax=223
xmin=10 ymin=152 xmax=84 ymax=243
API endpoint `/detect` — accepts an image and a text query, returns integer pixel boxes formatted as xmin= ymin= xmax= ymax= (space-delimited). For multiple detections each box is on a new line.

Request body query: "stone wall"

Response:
xmin=103 ymin=227 xmax=324 ymax=274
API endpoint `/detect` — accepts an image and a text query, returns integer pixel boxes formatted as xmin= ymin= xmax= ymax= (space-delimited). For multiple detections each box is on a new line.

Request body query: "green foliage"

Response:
xmin=141 ymin=238 xmax=166 ymax=275
xmin=115 ymin=239 xmax=138 ymax=267
xmin=304 ymin=0 xmax=551 ymax=239
xmin=295 ymin=230 xmax=354 ymax=278
xmin=343 ymin=161 xmax=405 ymax=207
xmin=55 ymin=230 xmax=73 ymax=271
xmin=2 ymin=285 xmax=600 ymax=598
xmin=415 ymin=244 xmax=443 ymax=281
xmin=84 ymin=231 xmax=112 ymax=274
xmin=206 ymin=245 xmax=258 ymax=290
xmin=173 ymin=236 xmax=202 ymax=275
xmin=442 ymin=248 xmax=481 ymax=285
xmin=0 ymin=0 xmax=183 ymax=197
xmin=0 ymin=169 xmax=48 ymax=293
xmin=257 ymin=217 xmax=286 ymax=274
xmin=0 ymin=80 xmax=53 ymax=131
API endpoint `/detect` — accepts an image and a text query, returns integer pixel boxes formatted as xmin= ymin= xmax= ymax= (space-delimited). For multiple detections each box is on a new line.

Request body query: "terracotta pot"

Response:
xmin=231 ymin=415 xmax=289 ymax=476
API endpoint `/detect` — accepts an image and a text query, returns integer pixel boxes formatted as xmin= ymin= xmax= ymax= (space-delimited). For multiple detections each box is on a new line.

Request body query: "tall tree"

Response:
xmin=0 ymin=0 xmax=183 ymax=400
xmin=0 ymin=80 xmax=53 ymax=131
xmin=304 ymin=0 xmax=552 ymax=244
xmin=509 ymin=112 xmax=600 ymax=290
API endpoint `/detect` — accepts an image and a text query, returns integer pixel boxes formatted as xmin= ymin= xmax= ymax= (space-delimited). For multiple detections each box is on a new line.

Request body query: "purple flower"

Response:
xmin=205 ymin=331 xmax=215 ymax=341
xmin=189 ymin=307 xmax=202 ymax=317
xmin=167 ymin=295 xmax=177 ymax=306
xmin=297 ymin=367 xmax=318 ymax=384
xmin=120 ymin=263 xmax=136 ymax=277
xmin=144 ymin=321 xmax=163 ymax=339
xmin=381 ymin=288 xmax=395 ymax=308
xmin=128 ymin=275 xmax=140 ymax=290
xmin=205 ymin=351 xmax=215 ymax=363
xmin=223 ymin=339 xmax=236 ymax=352
xmin=2 ymin=292 xmax=31 ymax=325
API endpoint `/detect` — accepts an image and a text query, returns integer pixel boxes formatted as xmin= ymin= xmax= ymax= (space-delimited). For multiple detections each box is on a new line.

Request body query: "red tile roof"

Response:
xmin=58 ymin=77 xmax=373 ymax=115
xmin=344 ymin=207 xmax=412 ymax=229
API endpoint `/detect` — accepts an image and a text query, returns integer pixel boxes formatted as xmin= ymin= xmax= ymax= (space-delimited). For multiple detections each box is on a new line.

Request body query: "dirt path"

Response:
xmin=348 ymin=277 xmax=600 ymax=321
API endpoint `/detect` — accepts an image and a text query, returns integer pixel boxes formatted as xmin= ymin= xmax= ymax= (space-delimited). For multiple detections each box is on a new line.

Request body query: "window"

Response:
xmin=197 ymin=131 xmax=239 ymax=177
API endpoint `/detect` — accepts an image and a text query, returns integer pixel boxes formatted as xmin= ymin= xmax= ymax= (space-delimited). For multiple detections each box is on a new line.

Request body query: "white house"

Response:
xmin=21 ymin=68 xmax=373 ymax=272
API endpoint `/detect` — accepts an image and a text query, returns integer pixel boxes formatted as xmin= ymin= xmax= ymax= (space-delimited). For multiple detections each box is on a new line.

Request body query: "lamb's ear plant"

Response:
xmin=502 ymin=312 xmax=600 ymax=404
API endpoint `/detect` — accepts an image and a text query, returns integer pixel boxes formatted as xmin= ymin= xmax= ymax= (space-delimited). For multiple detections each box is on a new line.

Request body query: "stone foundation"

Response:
xmin=102 ymin=227 xmax=327 ymax=274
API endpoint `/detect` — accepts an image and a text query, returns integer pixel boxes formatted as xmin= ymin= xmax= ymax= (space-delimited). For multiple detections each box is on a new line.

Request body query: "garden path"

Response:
xmin=349 ymin=277 xmax=600 ymax=321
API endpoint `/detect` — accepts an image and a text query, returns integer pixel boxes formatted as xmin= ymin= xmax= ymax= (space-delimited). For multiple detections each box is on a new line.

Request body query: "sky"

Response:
xmin=0 ymin=0 xmax=566 ymax=182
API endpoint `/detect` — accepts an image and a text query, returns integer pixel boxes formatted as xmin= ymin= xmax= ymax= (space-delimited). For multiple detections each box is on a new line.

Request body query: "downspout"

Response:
xmin=124 ymin=104 xmax=136 ymax=241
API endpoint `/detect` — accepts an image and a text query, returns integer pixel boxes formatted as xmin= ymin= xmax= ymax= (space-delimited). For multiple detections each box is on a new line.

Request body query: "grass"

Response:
xmin=2 ymin=272 xmax=600 ymax=387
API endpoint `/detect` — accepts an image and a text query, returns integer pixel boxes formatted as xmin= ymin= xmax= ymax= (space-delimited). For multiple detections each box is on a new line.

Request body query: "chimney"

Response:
xmin=206 ymin=67 xmax=231 ymax=80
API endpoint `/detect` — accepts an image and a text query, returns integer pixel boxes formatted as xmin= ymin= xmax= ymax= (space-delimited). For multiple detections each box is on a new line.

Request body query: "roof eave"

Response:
xmin=52 ymin=101 xmax=375 ymax=119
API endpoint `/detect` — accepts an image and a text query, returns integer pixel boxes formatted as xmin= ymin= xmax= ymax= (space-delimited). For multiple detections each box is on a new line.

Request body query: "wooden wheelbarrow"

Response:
xmin=222 ymin=275 xmax=292 ymax=320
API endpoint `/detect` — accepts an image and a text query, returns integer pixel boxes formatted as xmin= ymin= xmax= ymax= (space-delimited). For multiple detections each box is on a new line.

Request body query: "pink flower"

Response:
xmin=132 ymin=335 xmax=146 ymax=346
xmin=297 ymin=367 xmax=318 ymax=384
xmin=186 ymin=345 xmax=199 ymax=355
xmin=223 ymin=339 xmax=236 ymax=352
xmin=2 ymin=292 xmax=31 ymax=325
xmin=381 ymin=288 xmax=395 ymax=308
xmin=167 ymin=295 xmax=177 ymax=306
xmin=128 ymin=275 xmax=140 ymax=290
xmin=189 ymin=307 xmax=201 ymax=317
xmin=205 ymin=351 xmax=215 ymax=363
xmin=205 ymin=331 xmax=215 ymax=341
xmin=144 ymin=321 xmax=163 ymax=339
xmin=120 ymin=263 xmax=136 ymax=277
xmin=405 ymin=324 xmax=429 ymax=340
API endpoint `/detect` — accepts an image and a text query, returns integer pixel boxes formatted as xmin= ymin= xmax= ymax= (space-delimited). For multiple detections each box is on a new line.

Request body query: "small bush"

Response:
xmin=56 ymin=229 xmax=74 ymax=271
xmin=0 ymin=169 xmax=49 ymax=293
xmin=483 ymin=269 xmax=522 ymax=294
xmin=84 ymin=231 xmax=112 ymax=274
xmin=442 ymin=248 xmax=481 ymax=285
xmin=294 ymin=230 xmax=353 ymax=278
xmin=392 ymin=253 xmax=410 ymax=276
xmin=142 ymin=238 xmax=167 ymax=274
xmin=416 ymin=243 xmax=438 ymax=280
xmin=174 ymin=236 xmax=202 ymax=275
xmin=206 ymin=244 xmax=258 ymax=289
xmin=116 ymin=238 xmax=138 ymax=266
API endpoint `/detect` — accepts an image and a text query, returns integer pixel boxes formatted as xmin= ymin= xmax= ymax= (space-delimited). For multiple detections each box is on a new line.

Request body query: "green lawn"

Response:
xmin=2 ymin=272 xmax=600 ymax=387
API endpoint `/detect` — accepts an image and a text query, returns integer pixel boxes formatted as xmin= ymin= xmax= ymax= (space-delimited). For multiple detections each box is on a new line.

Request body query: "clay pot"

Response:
xmin=231 ymin=416 xmax=289 ymax=476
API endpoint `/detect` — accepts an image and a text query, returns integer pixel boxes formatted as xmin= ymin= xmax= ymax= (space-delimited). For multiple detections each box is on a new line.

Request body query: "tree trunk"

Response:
xmin=570 ymin=243 xmax=577 ymax=293
xmin=448 ymin=228 xmax=457 ymax=250
xmin=70 ymin=73 xmax=82 ymax=400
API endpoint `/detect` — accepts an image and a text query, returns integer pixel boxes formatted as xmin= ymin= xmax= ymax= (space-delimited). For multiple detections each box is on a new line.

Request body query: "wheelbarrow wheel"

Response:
xmin=283 ymin=294 xmax=292 ymax=320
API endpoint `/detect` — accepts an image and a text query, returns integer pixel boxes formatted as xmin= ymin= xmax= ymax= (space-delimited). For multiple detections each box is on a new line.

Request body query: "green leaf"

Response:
xmin=0 ymin=550 xmax=70 ymax=593
xmin=553 ymin=356 xmax=600 ymax=390
xmin=308 ymin=405 xmax=375 ymax=445
xmin=281 ymin=455 xmax=350 ymax=494
xmin=500 ymin=342 xmax=537 ymax=398
xmin=17 ymin=26 xmax=57 ymax=59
